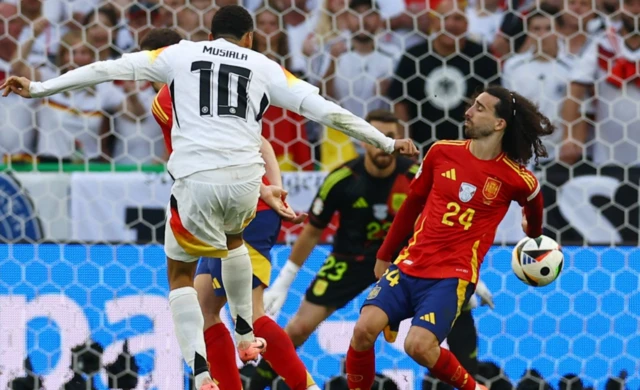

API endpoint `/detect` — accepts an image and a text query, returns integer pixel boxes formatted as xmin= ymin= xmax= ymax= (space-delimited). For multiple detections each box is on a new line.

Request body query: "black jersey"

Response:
xmin=308 ymin=156 xmax=419 ymax=261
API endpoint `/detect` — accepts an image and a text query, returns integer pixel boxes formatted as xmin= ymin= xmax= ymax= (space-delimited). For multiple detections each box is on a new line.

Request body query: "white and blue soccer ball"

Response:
xmin=511 ymin=235 xmax=564 ymax=287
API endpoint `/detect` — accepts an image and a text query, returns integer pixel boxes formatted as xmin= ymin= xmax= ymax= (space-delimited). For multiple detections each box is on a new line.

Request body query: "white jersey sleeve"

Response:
xmin=29 ymin=46 xmax=174 ymax=98
xmin=267 ymin=65 xmax=319 ymax=113
xmin=267 ymin=64 xmax=396 ymax=154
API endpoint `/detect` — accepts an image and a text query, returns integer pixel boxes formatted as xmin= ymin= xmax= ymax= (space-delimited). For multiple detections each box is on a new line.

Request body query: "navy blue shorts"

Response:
xmin=363 ymin=264 xmax=475 ymax=343
xmin=195 ymin=209 xmax=281 ymax=297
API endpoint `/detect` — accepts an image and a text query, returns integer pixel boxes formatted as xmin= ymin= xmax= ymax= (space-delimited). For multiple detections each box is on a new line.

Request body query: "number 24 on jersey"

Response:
xmin=441 ymin=202 xmax=475 ymax=230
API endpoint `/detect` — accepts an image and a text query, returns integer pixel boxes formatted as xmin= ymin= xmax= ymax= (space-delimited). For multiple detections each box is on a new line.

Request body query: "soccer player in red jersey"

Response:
xmin=143 ymin=29 xmax=317 ymax=390
xmin=345 ymin=86 xmax=553 ymax=390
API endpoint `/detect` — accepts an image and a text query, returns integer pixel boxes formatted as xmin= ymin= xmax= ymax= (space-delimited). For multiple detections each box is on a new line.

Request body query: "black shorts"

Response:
xmin=305 ymin=255 xmax=378 ymax=309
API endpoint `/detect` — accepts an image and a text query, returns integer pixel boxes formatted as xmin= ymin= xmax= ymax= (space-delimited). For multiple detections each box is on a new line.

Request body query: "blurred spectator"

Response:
xmin=112 ymin=79 xmax=165 ymax=165
xmin=502 ymin=4 xmax=569 ymax=163
xmin=115 ymin=2 xmax=164 ymax=52
xmin=15 ymin=0 xmax=62 ymax=66
xmin=492 ymin=0 xmax=562 ymax=58
xmin=270 ymin=0 xmax=315 ymax=76
xmin=560 ymin=0 xmax=640 ymax=166
xmin=11 ymin=30 xmax=145 ymax=163
xmin=383 ymin=0 xmax=429 ymax=51
xmin=253 ymin=6 xmax=290 ymax=67
xmin=4 ymin=0 xmax=98 ymax=28
xmin=388 ymin=0 xmax=500 ymax=150
xmin=466 ymin=0 xmax=505 ymax=44
xmin=252 ymin=5 xmax=314 ymax=170
xmin=305 ymin=0 xmax=352 ymax=83
xmin=82 ymin=7 xmax=119 ymax=60
xmin=559 ymin=0 xmax=602 ymax=58
xmin=0 ymin=2 xmax=36 ymax=161
xmin=322 ymin=0 xmax=396 ymax=118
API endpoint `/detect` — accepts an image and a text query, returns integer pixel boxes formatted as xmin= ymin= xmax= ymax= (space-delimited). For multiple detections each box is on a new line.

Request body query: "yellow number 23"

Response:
xmin=441 ymin=202 xmax=475 ymax=230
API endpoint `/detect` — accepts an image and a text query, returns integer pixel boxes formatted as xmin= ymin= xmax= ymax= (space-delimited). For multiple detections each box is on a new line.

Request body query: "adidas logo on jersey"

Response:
xmin=441 ymin=169 xmax=456 ymax=180
xmin=352 ymin=197 xmax=369 ymax=208
xmin=420 ymin=312 xmax=436 ymax=324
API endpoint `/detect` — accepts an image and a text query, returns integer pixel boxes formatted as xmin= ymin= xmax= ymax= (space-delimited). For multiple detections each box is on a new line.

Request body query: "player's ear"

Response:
xmin=208 ymin=33 xmax=214 ymax=41
xmin=243 ymin=31 xmax=254 ymax=49
xmin=495 ymin=118 xmax=507 ymax=132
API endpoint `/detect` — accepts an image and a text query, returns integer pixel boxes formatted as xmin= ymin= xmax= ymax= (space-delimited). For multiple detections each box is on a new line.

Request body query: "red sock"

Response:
xmin=254 ymin=316 xmax=312 ymax=390
xmin=430 ymin=347 xmax=477 ymax=390
xmin=346 ymin=345 xmax=375 ymax=390
xmin=204 ymin=323 xmax=243 ymax=390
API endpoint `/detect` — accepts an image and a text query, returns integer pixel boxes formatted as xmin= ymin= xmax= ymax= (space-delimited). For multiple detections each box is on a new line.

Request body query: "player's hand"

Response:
xmin=393 ymin=139 xmax=419 ymax=158
xmin=264 ymin=260 xmax=300 ymax=317
xmin=263 ymin=287 xmax=287 ymax=318
xmin=475 ymin=280 xmax=495 ymax=309
xmin=260 ymin=185 xmax=294 ymax=217
xmin=521 ymin=208 xmax=528 ymax=234
xmin=374 ymin=259 xmax=391 ymax=280
xmin=1 ymin=76 xmax=33 ymax=98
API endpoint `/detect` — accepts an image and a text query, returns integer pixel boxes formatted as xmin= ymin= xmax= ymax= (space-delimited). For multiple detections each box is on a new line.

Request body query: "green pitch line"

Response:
xmin=0 ymin=162 xmax=167 ymax=173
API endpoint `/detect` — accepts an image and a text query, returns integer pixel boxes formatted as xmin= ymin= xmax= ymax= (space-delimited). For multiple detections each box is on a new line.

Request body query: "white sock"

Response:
xmin=169 ymin=287 xmax=211 ymax=388
xmin=221 ymin=244 xmax=254 ymax=343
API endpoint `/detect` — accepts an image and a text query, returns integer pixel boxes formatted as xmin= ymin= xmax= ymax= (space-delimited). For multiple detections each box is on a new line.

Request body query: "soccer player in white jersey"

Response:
xmin=2 ymin=5 xmax=418 ymax=390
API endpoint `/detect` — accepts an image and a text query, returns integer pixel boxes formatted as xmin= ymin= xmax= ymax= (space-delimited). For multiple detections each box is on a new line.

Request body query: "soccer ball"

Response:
xmin=512 ymin=235 xmax=563 ymax=287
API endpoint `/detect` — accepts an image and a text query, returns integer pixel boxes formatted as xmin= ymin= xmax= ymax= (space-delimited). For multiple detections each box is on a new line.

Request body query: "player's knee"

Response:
xmin=285 ymin=317 xmax=314 ymax=346
xmin=404 ymin=332 xmax=440 ymax=368
xmin=351 ymin=320 xmax=378 ymax=350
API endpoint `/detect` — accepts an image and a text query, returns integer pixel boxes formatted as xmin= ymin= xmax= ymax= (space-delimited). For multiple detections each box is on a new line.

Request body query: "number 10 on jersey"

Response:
xmin=191 ymin=61 xmax=251 ymax=119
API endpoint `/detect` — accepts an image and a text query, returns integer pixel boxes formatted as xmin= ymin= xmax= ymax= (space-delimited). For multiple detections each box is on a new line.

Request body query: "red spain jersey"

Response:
xmin=150 ymin=85 xmax=271 ymax=210
xmin=382 ymin=140 xmax=541 ymax=284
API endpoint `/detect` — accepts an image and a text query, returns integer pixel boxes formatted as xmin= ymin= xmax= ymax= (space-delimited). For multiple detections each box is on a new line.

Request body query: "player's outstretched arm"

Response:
xmin=263 ymin=223 xmax=323 ymax=317
xmin=2 ymin=50 xmax=171 ymax=99
xmin=522 ymin=190 xmax=543 ymax=238
xmin=376 ymin=192 xmax=426 ymax=265
xmin=299 ymin=94 xmax=418 ymax=157
xmin=266 ymin=65 xmax=417 ymax=157
xmin=376 ymin=145 xmax=438 ymax=271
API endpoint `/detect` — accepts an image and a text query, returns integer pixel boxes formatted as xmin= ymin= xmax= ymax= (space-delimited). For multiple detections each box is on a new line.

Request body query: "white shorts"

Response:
xmin=165 ymin=164 xmax=264 ymax=262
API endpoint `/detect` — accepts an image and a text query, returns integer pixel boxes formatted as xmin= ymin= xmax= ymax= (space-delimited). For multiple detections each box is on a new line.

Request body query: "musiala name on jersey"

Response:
xmin=203 ymin=46 xmax=248 ymax=61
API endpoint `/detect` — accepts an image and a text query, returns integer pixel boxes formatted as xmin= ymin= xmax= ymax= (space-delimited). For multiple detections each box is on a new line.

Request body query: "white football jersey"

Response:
xmin=122 ymin=38 xmax=319 ymax=179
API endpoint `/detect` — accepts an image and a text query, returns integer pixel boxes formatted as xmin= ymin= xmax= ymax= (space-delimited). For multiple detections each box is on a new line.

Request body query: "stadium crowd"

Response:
xmin=0 ymin=0 xmax=638 ymax=171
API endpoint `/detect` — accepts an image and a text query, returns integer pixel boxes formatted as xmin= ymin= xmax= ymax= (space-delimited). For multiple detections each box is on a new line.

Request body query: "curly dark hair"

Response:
xmin=482 ymin=86 xmax=555 ymax=165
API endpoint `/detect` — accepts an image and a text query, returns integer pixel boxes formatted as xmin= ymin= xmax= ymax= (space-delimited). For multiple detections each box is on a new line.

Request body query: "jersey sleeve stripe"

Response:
xmin=318 ymin=167 xmax=352 ymax=200
xmin=526 ymin=182 xmax=541 ymax=202
xmin=146 ymin=47 xmax=167 ymax=63
xmin=409 ymin=164 xmax=420 ymax=175
xmin=434 ymin=140 xmax=466 ymax=146
xmin=394 ymin=213 xmax=428 ymax=264
xmin=502 ymin=158 xmax=536 ymax=190
xmin=152 ymin=98 xmax=169 ymax=123
xmin=151 ymin=104 xmax=168 ymax=124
